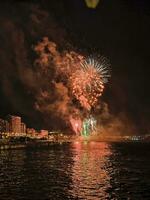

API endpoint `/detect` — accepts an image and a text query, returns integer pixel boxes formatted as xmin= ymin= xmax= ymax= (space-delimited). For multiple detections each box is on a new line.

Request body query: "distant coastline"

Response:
xmin=1 ymin=135 xmax=150 ymax=150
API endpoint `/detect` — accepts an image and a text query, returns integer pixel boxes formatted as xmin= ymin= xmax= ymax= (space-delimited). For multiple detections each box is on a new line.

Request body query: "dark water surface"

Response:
xmin=0 ymin=142 xmax=150 ymax=200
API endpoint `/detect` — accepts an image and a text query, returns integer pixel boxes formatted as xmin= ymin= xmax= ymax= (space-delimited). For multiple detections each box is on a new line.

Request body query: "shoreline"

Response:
xmin=0 ymin=139 xmax=149 ymax=150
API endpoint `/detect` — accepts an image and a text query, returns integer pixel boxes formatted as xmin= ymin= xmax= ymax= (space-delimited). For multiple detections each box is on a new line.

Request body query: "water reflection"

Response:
xmin=0 ymin=149 xmax=27 ymax=200
xmin=1 ymin=142 xmax=149 ymax=199
xmin=0 ymin=146 xmax=74 ymax=200
xmin=0 ymin=142 xmax=113 ymax=200
xmin=70 ymin=142 xmax=112 ymax=199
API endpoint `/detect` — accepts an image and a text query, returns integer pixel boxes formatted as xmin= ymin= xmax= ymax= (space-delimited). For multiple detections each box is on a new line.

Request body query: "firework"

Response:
xmin=70 ymin=116 xmax=82 ymax=135
xmin=81 ymin=116 xmax=97 ymax=137
xmin=70 ymin=56 xmax=110 ymax=110
xmin=34 ymin=38 xmax=111 ymax=134
xmin=82 ymin=118 xmax=90 ymax=136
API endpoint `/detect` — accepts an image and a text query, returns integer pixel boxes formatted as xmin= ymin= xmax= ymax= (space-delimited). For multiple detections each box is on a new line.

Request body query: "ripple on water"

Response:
xmin=0 ymin=142 xmax=150 ymax=199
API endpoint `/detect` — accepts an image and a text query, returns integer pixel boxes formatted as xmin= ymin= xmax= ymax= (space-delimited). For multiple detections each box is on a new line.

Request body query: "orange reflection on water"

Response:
xmin=70 ymin=142 xmax=112 ymax=199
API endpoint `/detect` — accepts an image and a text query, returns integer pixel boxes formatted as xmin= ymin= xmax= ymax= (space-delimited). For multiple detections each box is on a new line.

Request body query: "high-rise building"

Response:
xmin=7 ymin=115 xmax=21 ymax=135
xmin=21 ymin=122 xmax=26 ymax=135
xmin=0 ymin=119 xmax=5 ymax=133
xmin=0 ymin=119 xmax=10 ymax=133
xmin=5 ymin=121 xmax=10 ymax=133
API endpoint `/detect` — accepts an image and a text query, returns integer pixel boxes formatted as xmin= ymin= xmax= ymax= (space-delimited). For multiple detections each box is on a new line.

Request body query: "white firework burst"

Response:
xmin=80 ymin=56 xmax=111 ymax=83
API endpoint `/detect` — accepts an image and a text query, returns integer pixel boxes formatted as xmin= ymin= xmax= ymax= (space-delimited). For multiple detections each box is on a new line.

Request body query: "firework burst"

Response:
xmin=70 ymin=56 xmax=111 ymax=110
xmin=81 ymin=56 xmax=111 ymax=83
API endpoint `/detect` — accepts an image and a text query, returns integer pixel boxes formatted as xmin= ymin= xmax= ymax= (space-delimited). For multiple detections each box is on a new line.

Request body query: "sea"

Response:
xmin=0 ymin=142 xmax=150 ymax=200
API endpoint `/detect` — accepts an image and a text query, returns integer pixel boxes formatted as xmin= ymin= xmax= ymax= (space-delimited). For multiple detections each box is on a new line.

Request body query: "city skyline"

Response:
xmin=0 ymin=114 xmax=49 ymax=139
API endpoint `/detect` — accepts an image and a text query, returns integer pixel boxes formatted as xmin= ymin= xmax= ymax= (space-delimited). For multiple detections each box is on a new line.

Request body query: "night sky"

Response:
xmin=0 ymin=0 xmax=150 ymax=133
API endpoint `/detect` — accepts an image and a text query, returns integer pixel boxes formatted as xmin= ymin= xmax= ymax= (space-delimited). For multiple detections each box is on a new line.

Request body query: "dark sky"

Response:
xmin=0 ymin=0 xmax=150 ymax=133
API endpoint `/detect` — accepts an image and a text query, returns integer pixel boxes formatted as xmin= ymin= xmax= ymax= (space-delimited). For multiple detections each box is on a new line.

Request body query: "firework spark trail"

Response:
xmin=70 ymin=57 xmax=110 ymax=111
xmin=70 ymin=116 xmax=82 ymax=135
